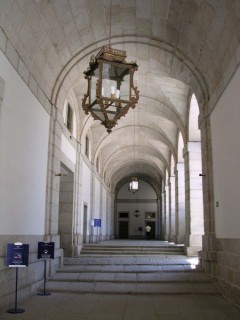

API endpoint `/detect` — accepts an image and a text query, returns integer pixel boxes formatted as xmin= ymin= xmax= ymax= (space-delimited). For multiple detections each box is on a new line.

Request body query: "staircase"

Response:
xmin=80 ymin=243 xmax=185 ymax=255
xmin=45 ymin=241 xmax=219 ymax=295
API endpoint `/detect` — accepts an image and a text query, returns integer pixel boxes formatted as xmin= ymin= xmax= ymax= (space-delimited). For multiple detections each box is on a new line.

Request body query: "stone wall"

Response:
xmin=216 ymin=238 xmax=240 ymax=307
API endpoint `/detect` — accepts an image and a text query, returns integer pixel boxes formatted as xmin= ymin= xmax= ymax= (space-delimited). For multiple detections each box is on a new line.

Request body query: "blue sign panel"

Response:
xmin=7 ymin=243 xmax=29 ymax=267
xmin=37 ymin=242 xmax=55 ymax=259
xmin=94 ymin=219 xmax=101 ymax=227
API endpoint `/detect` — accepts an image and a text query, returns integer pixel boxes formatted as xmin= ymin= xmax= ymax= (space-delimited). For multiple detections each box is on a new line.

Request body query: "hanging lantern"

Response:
xmin=82 ymin=46 xmax=139 ymax=133
xmin=134 ymin=210 xmax=140 ymax=218
xmin=129 ymin=176 xmax=139 ymax=193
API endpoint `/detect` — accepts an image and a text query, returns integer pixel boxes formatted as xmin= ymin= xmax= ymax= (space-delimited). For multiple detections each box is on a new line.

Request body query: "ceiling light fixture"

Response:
xmin=82 ymin=1 xmax=139 ymax=133
xmin=129 ymin=176 xmax=139 ymax=193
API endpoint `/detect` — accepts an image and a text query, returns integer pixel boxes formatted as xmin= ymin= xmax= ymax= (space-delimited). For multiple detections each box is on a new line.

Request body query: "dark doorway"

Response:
xmin=145 ymin=221 xmax=155 ymax=239
xmin=83 ymin=204 xmax=88 ymax=243
xmin=119 ymin=221 xmax=129 ymax=239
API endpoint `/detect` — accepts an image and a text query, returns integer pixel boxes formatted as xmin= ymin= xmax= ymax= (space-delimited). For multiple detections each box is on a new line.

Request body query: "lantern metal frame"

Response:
xmin=82 ymin=46 xmax=139 ymax=133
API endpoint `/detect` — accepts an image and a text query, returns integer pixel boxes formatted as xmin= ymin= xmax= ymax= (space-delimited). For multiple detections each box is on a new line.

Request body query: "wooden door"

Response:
xmin=119 ymin=221 xmax=129 ymax=239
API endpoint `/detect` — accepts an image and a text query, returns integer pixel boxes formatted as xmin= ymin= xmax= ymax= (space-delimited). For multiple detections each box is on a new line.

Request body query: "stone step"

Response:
xmin=64 ymin=256 xmax=192 ymax=266
xmin=46 ymin=280 xmax=219 ymax=295
xmin=81 ymin=244 xmax=184 ymax=249
xmin=45 ymin=242 xmax=218 ymax=296
xmin=50 ymin=271 xmax=213 ymax=283
xmin=59 ymin=262 xmax=199 ymax=272
xmin=80 ymin=244 xmax=185 ymax=256
xmin=46 ymin=257 xmax=218 ymax=295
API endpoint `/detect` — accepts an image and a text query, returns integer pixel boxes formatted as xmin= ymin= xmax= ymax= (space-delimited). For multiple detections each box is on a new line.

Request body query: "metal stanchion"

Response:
xmin=7 ymin=268 xmax=25 ymax=314
xmin=38 ymin=260 xmax=51 ymax=296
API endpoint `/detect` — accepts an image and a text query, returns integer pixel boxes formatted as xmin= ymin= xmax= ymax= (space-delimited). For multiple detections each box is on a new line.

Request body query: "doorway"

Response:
xmin=145 ymin=221 xmax=155 ymax=239
xmin=119 ymin=221 xmax=129 ymax=239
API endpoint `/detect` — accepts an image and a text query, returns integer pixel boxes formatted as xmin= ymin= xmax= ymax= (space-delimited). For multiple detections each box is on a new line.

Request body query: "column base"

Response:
xmin=168 ymin=235 xmax=177 ymax=243
xmin=185 ymin=245 xmax=202 ymax=256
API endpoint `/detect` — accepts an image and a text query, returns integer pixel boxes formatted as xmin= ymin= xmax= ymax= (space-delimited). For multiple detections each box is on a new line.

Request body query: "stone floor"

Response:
xmin=0 ymin=292 xmax=240 ymax=320
xmin=0 ymin=240 xmax=240 ymax=319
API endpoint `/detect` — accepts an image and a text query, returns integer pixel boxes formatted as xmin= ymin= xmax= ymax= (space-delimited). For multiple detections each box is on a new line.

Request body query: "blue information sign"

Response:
xmin=94 ymin=219 xmax=101 ymax=227
xmin=7 ymin=243 xmax=29 ymax=267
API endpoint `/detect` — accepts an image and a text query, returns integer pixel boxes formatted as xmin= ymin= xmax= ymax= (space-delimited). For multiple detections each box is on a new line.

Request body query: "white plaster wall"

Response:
xmin=211 ymin=65 xmax=240 ymax=238
xmin=93 ymin=177 xmax=101 ymax=219
xmin=61 ymin=134 xmax=76 ymax=164
xmin=82 ymin=161 xmax=91 ymax=234
xmin=0 ymin=52 xmax=49 ymax=235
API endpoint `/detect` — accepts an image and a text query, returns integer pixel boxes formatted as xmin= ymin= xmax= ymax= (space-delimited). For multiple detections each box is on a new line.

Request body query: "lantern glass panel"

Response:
xmin=120 ymin=73 xmax=130 ymax=101
xmin=92 ymin=105 xmax=105 ymax=121
xmin=101 ymin=79 xmax=118 ymax=98
xmin=105 ymin=103 xmax=119 ymax=120
xmin=90 ymin=76 xmax=98 ymax=104
xmin=102 ymin=62 xmax=130 ymax=101
xmin=130 ymin=180 xmax=138 ymax=191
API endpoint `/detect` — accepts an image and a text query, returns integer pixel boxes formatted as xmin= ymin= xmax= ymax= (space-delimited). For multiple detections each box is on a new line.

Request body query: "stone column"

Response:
xmin=175 ymin=163 xmax=185 ymax=244
xmin=157 ymin=197 xmax=162 ymax=239
xmin=45 ymin=107 xmax=64 ymax=267
xmin=72 ymin=142 xmax=82 ymax=255
xmin=161 ymin=190 xmax=166 ymax=240
xmin=183 ymin=142 xmax=204 ymax=256
xmin=169 ymin=176 xmax=176 ymax=243
xmin=199 ymin=115 xmax=217 ymax=275
xmin=165 ymin=184 xmax=170 ymax=241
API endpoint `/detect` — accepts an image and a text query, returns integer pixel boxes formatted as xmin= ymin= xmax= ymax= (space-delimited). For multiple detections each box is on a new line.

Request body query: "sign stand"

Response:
xmin=6 ymin=242 xmax=29 ymax=314
xmin=37 ymin=242 xmax=55 ymax=296
xmin=7 ymin=268 xmax=25 ymax=314
xmin=37 ymin=260 xmax=51 ymax=296
xmin=94 ymin=219 xmax=101 ymax=243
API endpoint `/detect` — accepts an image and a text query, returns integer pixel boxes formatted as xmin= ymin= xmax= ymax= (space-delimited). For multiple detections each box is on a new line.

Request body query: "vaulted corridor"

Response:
xmin=1 ymin=0 xmax=240 ymax=313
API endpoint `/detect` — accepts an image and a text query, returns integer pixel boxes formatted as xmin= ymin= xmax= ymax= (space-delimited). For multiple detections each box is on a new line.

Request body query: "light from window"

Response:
xmin=66 ymin=103 xmax=73 ymax=133
xmin=96 ymin=156 xmax=100 ymax=173
xmin=85 ymin=136 xmax=89 ymax=158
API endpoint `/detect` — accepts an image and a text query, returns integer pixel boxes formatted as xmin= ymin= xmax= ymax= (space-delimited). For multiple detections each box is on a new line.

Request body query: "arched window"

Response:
xmin=66 ymin=103 xmax=73 ymax=133
xmin=85 ymin=135 xmax=89 ymax=158
xmin=170 ymin=154 xmax=175 ymax=176
xmin=189 ymin=94 xmax=200 ymax=141
xmin=63 ymin=97 xmax=77 ymax=138
xmin=96 ymin=156 xmax=100 ymax=173
xmin=178 ymin=132 xmax=184 ymax=163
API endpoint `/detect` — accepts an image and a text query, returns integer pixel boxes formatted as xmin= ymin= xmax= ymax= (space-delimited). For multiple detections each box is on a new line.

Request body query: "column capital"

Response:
xmin=183 ymin=141 xmax=201 ymax=157
xmin=175 ymin=162 xmax=184 ymax=172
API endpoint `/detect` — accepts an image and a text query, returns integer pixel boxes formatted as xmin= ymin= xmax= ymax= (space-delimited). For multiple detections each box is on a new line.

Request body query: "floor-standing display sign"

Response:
xmin=6 ymin=242 xmax=29 ymax=314
xmin=94 ymin=219 xmax=101 ymax=243
xmin=37 ymin=242 xmax=55 ymax=296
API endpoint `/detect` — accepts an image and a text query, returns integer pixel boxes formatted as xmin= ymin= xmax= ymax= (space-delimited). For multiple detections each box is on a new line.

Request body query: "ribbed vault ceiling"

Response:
xmin=1 ymin=0 xmax=238 ymax=193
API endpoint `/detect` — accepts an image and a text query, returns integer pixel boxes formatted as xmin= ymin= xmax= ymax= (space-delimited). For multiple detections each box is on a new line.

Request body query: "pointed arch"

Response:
xmin=189 ymin=93 xmax=201 ymax=142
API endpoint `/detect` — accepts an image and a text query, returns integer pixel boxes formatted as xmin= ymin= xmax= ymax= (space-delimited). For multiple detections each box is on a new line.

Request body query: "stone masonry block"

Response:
xmin=18 ymin=58 xmax=29 ymax=84
xmin=6 ymin=40 xmax=18 ymax=70
xmin=0 ymin=27 xmax=7 ymax=52
xmin=28 ymin=74 xmax=38 ymax=97
xmin=37 ymin=86 xmax=46 ymax=107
